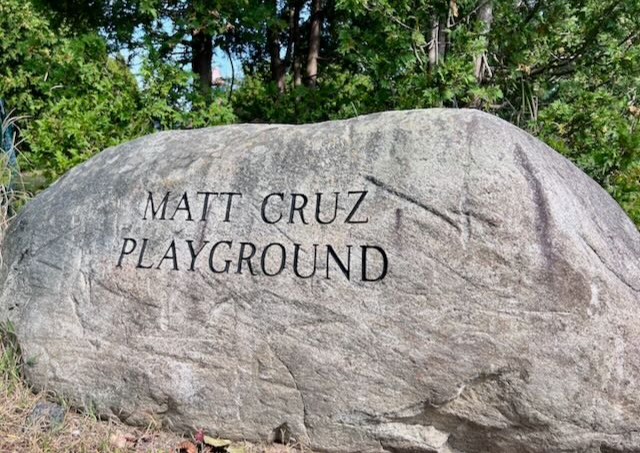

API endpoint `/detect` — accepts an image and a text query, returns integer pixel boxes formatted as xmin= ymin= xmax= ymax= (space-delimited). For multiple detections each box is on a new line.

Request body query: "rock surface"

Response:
xmin=1 ymin=109 xmax=640 ymax=453
xmin=25 ymin=401 xmax=66 ymax=431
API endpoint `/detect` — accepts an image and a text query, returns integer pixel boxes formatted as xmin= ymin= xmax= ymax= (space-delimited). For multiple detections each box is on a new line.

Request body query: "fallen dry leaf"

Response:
xmin=204 ymin=436 xmax=232 ymax=447
xmin=109 ymin=432 xmax=128 ymax=449
xmin=176 ymin=440 xmax=198 ymax=453
xmin=227 ymin=444 xmax=246 ymax=453
xmin=450 ymin=0 xmax=459 ymax=17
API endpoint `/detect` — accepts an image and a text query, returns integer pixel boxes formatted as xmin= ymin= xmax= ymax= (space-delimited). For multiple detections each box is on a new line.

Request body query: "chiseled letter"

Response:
xmin=187 ymin=240 xmax=209 ymax=271
xmin=209 ymin=241 xmax=232 ymax=273
xmin=221 ymin=192 xmax=242 ymax=222
xmin=326 ymin=245 xmax=352 ymax=280
xmin=156 ymin=240 xmax=179 ymax=270
xmin=315 ymin=192 xmax=339 ymax=225
xmin=197 ymin=191 xmax=218 ymax=221
xmin=136 ymin=238 xmax=153 ymax=269
xmin=345 ymin=190 xmax=369 ymax=224
xmin=116 ymin=238 xmax=137 ymax=267
xmin=261 ymin=193 xmax=284 ymax=224
xmin=289 ymin=193 xmax=309 ymax=224
xmin=143 ymin=191 xmax=170 ymax=220
xmin=361 ymin=245 xmax=388 ymax=282
xmin=261 ymin=242 xmax=286 ymax=276
xmin=237 ymin=242 xmax=258 ymax=275
xmin=293 ymin=243 xmax=319 ymax=278
xmin=170 ymin=192 xmax=194 ymax=221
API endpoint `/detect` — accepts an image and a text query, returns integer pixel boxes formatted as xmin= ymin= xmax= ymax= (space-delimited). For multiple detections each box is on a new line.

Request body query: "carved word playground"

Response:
xmin=116 ymin=191 xmax=389 ymax=282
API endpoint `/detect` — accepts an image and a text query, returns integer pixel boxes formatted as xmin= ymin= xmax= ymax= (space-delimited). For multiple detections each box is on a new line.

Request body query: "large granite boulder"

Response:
xmin=1 ymin=109 xmax=639 ymax=453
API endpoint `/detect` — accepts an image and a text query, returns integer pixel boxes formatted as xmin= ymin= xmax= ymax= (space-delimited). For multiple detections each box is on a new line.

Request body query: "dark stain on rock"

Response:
xmin=513 ymin=143 xmax=554 ymax=266
xmin=514 ymin=143 xmax=591 ymax=313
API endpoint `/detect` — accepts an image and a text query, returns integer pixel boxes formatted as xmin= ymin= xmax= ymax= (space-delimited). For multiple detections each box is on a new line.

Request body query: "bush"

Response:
xmin=0 ymin=0 xmax=235 ymax=183
xmin=534 ymin=84 xmax=640 ymax=226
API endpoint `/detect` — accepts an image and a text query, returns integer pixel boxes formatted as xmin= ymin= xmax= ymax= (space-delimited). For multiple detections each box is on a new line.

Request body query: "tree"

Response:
xmin=0 ymin=0 xmax=140 ymax=178
xmin=1 ymin=0 xmax=234 ymax=181
xmin=36 ymin=0 xmax=269 ymax=95
xmin=11 ymin=0 xmax=640 ymax=226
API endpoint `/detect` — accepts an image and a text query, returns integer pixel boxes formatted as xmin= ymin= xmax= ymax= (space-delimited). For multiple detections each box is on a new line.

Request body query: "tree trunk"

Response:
xmin=191 ymin=29 xmax=213 ymax=95
xmin=291 ymin=0 xmax=303 ymax=87
xmin=294 ymin=59 xmax=303 ymax=87
xmin=428 ymin=16 xmax=447 ymax=69
xmin=437 ymin=17 xmax=447 ymax=60
xmin=267 ymin=28 xmax=286 ymax=92
xmin=428 ymin=19 xmax=439 ymax=69
xmin=473 ymin=0 xmax=493 ymax=82
xmin=267 ymin=0 xmax=286 ymax=92
xmin=306 ymin=0 xmax=322 ymax=87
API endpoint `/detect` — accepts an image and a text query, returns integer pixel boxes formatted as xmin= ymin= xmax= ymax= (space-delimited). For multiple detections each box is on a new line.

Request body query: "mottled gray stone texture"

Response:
xmin=1 ymin=110 xmax=639 ymax=453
